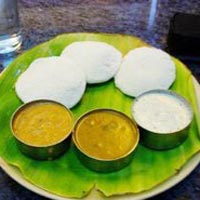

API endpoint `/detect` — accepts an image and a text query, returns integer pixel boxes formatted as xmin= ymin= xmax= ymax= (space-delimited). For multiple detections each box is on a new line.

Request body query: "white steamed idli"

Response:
xmin=114 ymin=47 xmax=176 ymax=97
xmin=61 ymin=41 xmax=122 ymax=84
xmin=15 ymin=56 xmax=86 ymax=108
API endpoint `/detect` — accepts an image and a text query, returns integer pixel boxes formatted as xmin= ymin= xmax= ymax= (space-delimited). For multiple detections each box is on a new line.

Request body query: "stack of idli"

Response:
xmin=15 ymin=42 xmax=176 ymax=109
xmin=15 ymin=42 xmax=122 ymax=108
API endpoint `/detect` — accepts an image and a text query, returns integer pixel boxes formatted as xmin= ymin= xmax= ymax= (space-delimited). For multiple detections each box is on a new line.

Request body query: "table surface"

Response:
xmin=0 ymin=0 xmax=200 ymax=199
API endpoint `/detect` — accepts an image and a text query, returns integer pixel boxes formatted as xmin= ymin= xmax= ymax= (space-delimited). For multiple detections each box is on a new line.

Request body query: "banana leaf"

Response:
xmin=0 ymin=33 xmax=200 ymax=198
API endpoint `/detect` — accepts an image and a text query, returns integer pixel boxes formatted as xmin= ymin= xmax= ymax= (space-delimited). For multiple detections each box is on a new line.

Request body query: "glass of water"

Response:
xmin=0 ymin=0 xmax=22 ymax=54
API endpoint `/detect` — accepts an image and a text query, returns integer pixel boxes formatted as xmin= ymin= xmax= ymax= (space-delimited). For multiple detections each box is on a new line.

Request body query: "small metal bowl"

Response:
xmin=10 ymin=100 xmax=73 ymax=160
xmin=132 ymin=90 xmax=193 ymax=150
xmin=72 ymin=109 xmax=140 ymax=173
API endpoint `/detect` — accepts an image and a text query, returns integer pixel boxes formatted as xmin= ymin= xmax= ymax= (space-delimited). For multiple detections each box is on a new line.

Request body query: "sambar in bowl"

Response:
xmin=73 ymin=109 xmax=139 ymax=173
xmin=11 ymin=100 xmax=73 ymax=160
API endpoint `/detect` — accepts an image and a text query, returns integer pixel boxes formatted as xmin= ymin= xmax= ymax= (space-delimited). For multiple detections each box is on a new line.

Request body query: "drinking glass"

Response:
xmin=0 ymin=0 xmax=22 ymax=54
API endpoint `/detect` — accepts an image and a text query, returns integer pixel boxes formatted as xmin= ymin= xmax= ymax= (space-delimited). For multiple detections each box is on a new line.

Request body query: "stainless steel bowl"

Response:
xmin=10 ymin=100 xmax=73 ymax=160
xmin=72 ymin=109 xmax=140 ymax=173
xmin=132 ymin=90 xmax=193 ymax=150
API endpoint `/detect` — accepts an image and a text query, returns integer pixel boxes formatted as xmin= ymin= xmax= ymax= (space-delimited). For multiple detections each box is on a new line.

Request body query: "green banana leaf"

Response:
xmin=0 ymin=33 xmax=200 ymax=198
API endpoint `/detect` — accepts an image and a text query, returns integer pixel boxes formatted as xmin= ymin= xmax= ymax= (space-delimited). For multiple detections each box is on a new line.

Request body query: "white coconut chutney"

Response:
xmin=15 ymin=57 xmax=86 ymax=108
xmin=132 ymin=90 xmax=192 ymax=133
xmin=115 ymin=47 xmax=176 ymax=97
xmin=61 ymin=41 xmax=122 ymax=84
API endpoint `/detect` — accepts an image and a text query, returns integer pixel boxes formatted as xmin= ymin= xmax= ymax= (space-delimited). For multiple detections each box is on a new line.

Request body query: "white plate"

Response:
xmin=0 ymin=77 xmax=200 ymax=200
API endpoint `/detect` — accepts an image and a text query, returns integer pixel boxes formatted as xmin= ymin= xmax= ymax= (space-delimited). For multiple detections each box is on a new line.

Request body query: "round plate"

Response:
xmin=0 ymin=77 xmax=200 ymax=200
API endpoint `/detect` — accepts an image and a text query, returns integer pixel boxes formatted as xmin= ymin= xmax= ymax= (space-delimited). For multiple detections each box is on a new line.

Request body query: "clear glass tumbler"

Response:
xmin=0 ymin=0 xmax=22 ymax=54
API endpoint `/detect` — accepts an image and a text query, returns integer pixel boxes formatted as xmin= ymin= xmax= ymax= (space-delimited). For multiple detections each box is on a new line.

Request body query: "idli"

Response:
xmin=61 ymin=41 xmax=122 ymax=84
xmin=114 ymin=47 xmax=176 ymax=97
xmin=15 ymin=57 xmax=86 ymax=108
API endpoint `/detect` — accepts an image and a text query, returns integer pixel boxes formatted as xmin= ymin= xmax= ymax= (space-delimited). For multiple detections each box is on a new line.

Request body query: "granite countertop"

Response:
xmin=0 ymin=0 xmax=200 ymax=199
